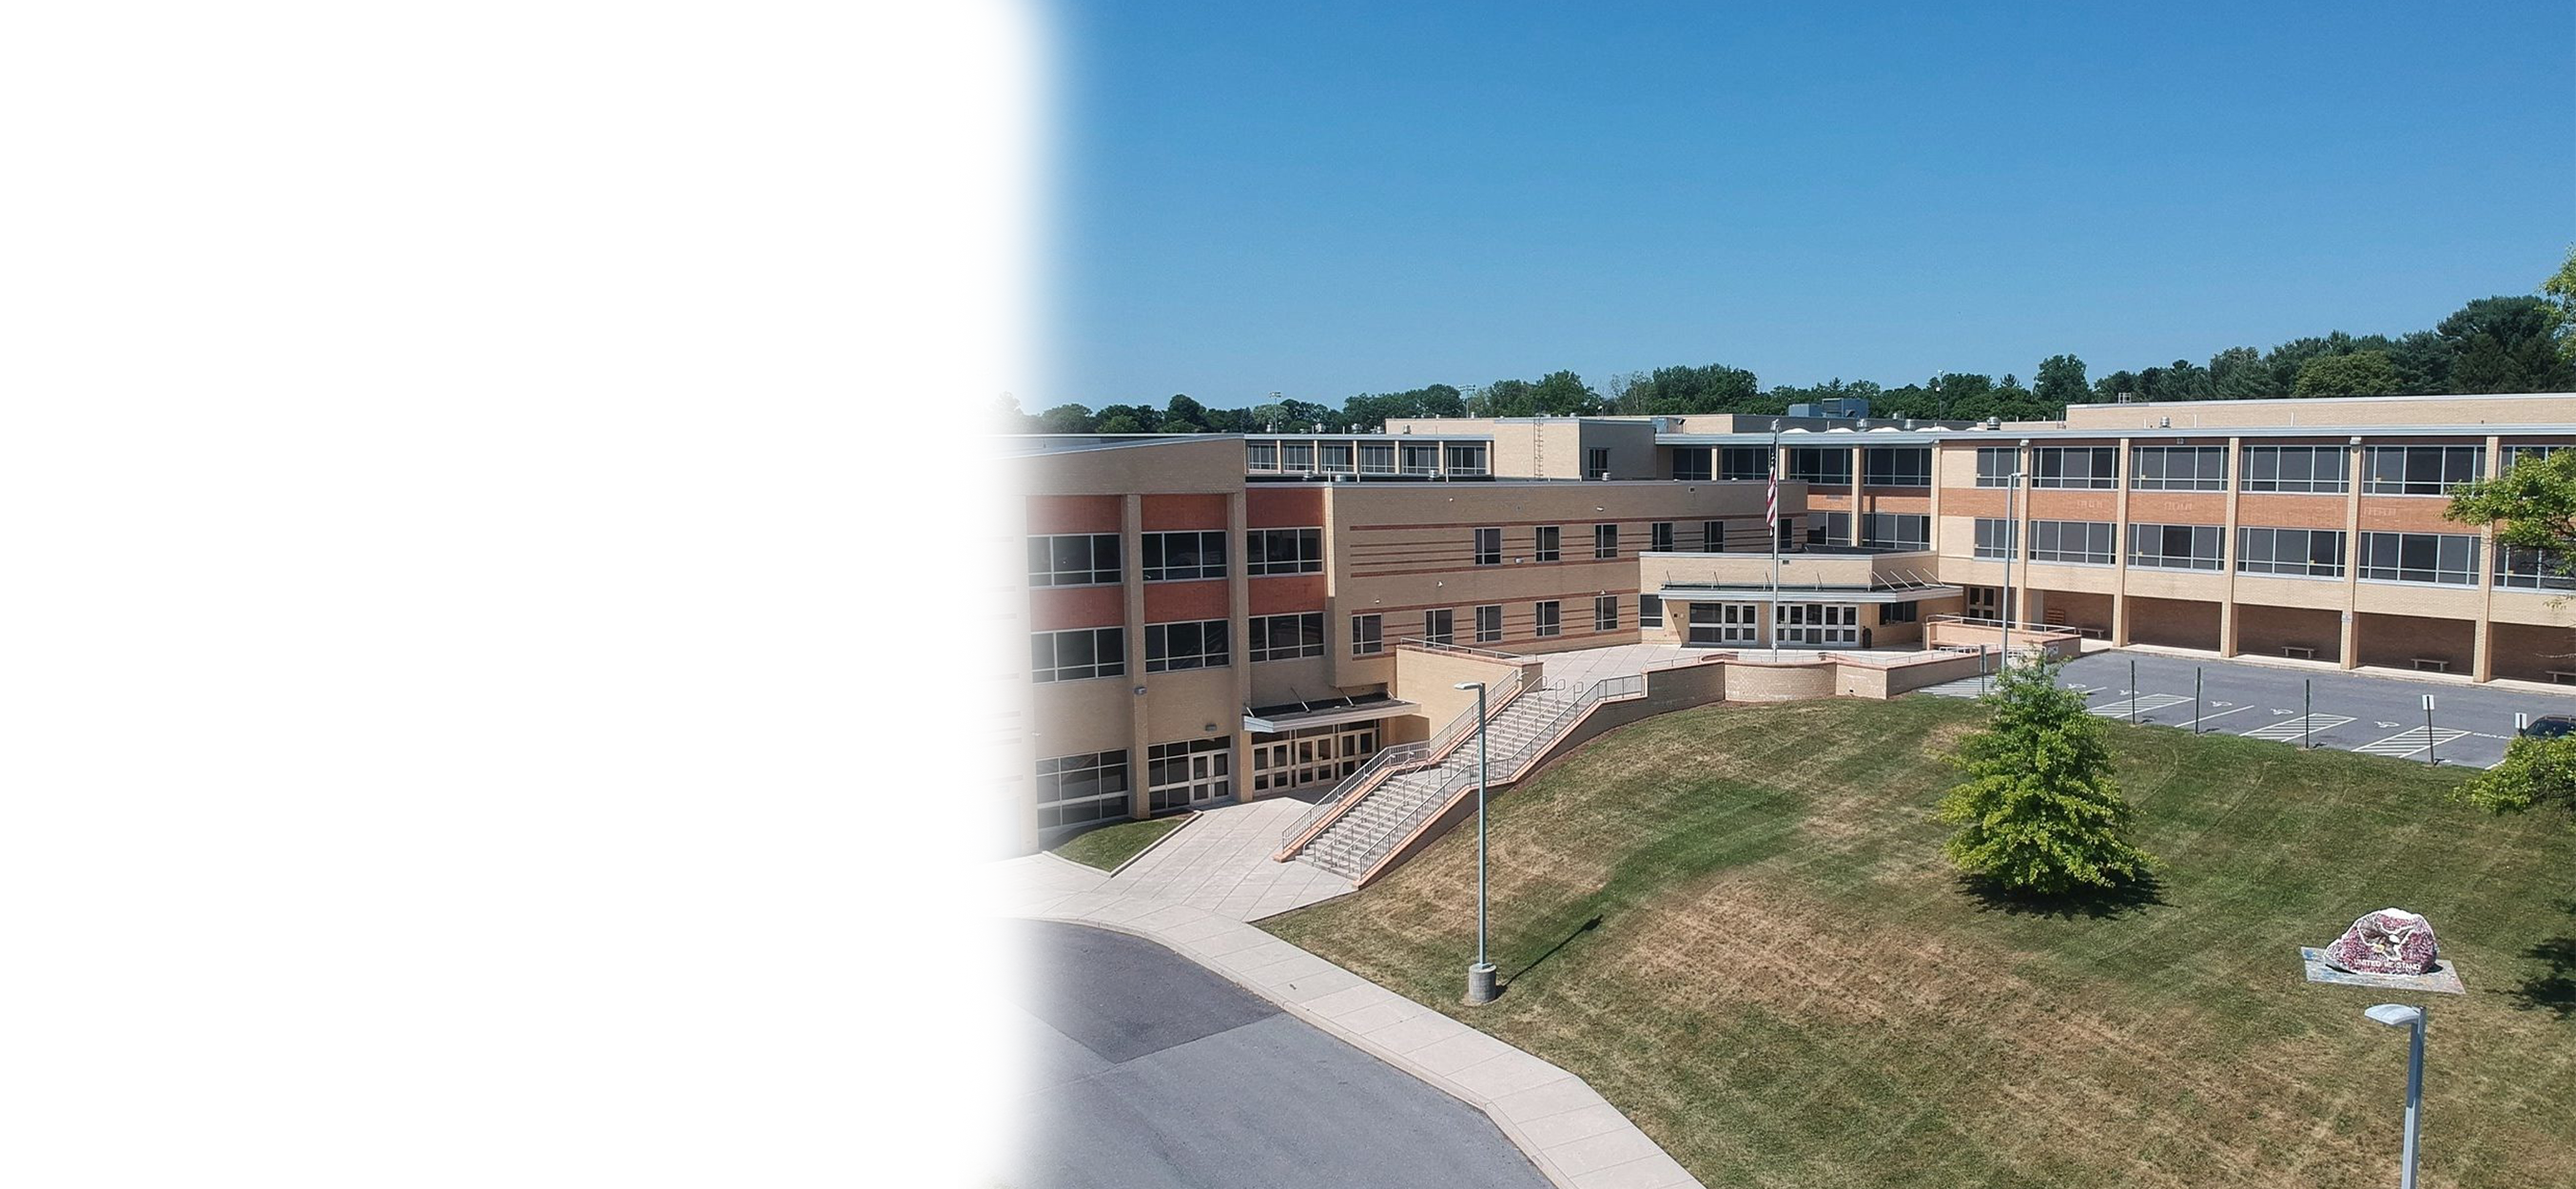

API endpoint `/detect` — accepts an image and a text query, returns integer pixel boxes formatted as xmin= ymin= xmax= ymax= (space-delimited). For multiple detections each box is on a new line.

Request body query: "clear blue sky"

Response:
xmin=1047 ymin=2 xmax=2574 ymax=410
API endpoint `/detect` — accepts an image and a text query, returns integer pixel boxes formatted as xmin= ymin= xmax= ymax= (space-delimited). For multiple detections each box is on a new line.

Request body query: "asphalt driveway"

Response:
xmin=1009 ymin=920 xmax=1551 ymax=1189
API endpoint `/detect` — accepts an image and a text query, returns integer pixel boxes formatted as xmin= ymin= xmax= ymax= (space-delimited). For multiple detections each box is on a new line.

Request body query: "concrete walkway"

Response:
xmin=999 ymin=872 xmax=1704 ymax=1189
xmin=1016 ymin=797 xmax=1353 ymax=922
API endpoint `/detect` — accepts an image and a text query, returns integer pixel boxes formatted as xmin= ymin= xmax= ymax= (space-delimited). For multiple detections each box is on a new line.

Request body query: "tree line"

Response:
xmin=1012 ymin=253 xmax=2576 ymax=434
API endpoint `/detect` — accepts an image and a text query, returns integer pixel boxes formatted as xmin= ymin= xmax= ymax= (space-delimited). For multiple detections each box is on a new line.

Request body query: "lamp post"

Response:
xmin=1454 ymin=680 xmax=1495 ymax=1004
xmin=2365 ymin=1003 xmax=2428 ymax=1189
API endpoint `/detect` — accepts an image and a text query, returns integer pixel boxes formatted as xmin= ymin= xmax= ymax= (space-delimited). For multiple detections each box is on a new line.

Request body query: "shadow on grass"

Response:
xmin=1499 ymin=914 xmax=1604 ymax=993
xmin=2514 ymin=898 xmax=2576 ymax=1018
xmin=1955 ymin=872 xmax=2169 ymax=921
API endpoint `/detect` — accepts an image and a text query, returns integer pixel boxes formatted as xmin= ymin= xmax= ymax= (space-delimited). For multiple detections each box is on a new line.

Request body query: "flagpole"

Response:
xmin=1768 ymin=419 xmax=1782 ymax=660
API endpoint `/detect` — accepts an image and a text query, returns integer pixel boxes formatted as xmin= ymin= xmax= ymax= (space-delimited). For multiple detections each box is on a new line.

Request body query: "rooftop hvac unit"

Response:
xmin=1983 ymin=417 xmax=2001 ymax=429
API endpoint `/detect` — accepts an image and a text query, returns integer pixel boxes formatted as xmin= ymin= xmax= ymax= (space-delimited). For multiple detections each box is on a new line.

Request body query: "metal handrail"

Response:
xmin=1277 ymin=668 xmax=1525 ymax=848
xmin=1393 ymin=636 xmax=1528 ymax=662
xmin=1340 ymin=671 xmax=1653 ymax=873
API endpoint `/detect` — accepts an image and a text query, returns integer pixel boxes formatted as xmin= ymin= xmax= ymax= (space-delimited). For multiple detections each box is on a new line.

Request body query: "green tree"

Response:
xmin=1934 ymin=655 xmax=2158 ymax=895
xmin=2439 ymin=296 xmax=2572 ymax=393
xmin=1036 ymin=403 xmax=1096 ymax=433
xmin=1162 ymin=394 xmax=1210 ymax=432
xmin=2447 ymin=447 xmax=2576 ymax=558
xmin=2292 ymin=350 xmax=2400 ymax=397
xmin=1626 ymin=362 xmax=1760 ymax=414
xmin=2033 ymin=355 xmax=2088 ymax=408
xmin=2209 ymin=346 xmax=2268 ymax=397
xmin=2545 ymin=244 xmax=2576 ymax=364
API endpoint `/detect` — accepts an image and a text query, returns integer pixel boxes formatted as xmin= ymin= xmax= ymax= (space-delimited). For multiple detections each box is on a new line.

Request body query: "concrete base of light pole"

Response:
xmin=1465 ymin=962 xmax=1497 ymax=1005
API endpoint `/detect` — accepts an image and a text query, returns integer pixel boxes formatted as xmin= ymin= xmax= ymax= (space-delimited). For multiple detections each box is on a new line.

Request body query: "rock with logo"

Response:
xmin=2322 ymin=908 xmax=2440 ymax=975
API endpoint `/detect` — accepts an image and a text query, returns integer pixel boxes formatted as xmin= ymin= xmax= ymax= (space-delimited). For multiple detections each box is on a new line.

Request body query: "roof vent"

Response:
xmin=1983 ymin=416 xmax=2001 ymax=430
xmin=2159 ymin=418 xmax=2171 ymax=428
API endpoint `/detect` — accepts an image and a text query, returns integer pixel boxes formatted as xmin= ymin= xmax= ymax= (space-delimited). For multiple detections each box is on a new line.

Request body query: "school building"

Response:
xmin=1013 ymin=392 xmax=2576 ymax=844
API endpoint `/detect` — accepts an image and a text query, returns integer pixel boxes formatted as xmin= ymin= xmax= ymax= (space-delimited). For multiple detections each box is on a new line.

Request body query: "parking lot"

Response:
xmin=1921 ymin=650 xmax=2576 ymax=769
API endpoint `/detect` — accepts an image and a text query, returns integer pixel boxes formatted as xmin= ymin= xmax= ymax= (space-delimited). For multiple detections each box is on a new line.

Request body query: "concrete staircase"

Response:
xmin=1295 ymin=689 xmax=1581 ymax=881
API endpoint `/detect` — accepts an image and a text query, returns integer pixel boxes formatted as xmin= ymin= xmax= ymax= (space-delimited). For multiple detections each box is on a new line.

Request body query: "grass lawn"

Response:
xmin=1050 ymin=814 xmax=1187 ymax=871
xmin=1262 ymin=696 xmax=2576 ymax=1189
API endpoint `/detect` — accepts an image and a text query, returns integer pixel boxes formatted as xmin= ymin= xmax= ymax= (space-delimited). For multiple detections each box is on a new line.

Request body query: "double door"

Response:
xmin=1775 ymin=603 xmax=1860 ymax=646
xmin=1250 ymin=724 xmax=1382 ymax=793
xmin=1687 ymin=602 xmax=1762 ymax=646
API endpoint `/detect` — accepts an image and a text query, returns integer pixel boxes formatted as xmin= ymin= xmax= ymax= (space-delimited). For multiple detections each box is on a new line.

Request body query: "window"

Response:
xmin=1320 ymin=442 xmax=1354 ymax=472
xmin=2028 ymin=519 xmax=2117 ymax=565
xmin=2509 ymin=444 xmax=2569 ymax=468
xmin=1030 ymin=627 xmax=1124 ymax=683
xmin=1859 ymin=513 xmax=1930 ymax=551
xmin=1594 ymin=595 xmax=1619 ymax=631
xmin=1279 ymin=440 xmax=1314 ymax=471
xmin=1639 ymin=594 xmax=1664 ymax=628
xmin=1975 ymin=447 xmax=2019 ymax=488
xmin=1359 ymin=442 xmax=1396 ymax=474
xmin=1141 ymin=530 xmax=1225 ymax=581
xmin=1702 ymin=520 xmax=1726 ymax=553
xmin=1146 ymin=737 xmax=1230 ymax=812
xmin=2364 ymin=445 xmax=2484 ymax=496
xmin=1533 ymin=525 xmax=1560 ymax=562
xmin=1585 ymin=447 xmax=1610 ymax=479
xmin=1446 ymin=443 xmax=1490 ymax=476
xmin=1672 ymin=447 xmax=1713 ymax=481
xmin=1473 ymin=527 xmax=1502 ymax=566
xmin=2359 ymin=532 xmax=2481 ymax=585
xmin=2243 ymin=445 xmax=2350 ymax=494
xmin=1351 ymin=614 xmax=1383 ymax=655
xmin=1246 ymin=527 xmax=1322 ymax=575
xmin=1474 ymin=604 xmax=1503 ymax=644
xmin=1028 ymin=533 xmax=1121 ymax=587
xmin=1143 ymin=619 xmax=1229 ymax=672
xmin=2238 ymin=527 xmax=2346 ymax=578
xmin=1863 ymin=446 xmax=1931 ymax=487
xmin=1720 ymin=447 xmax=1770 ymax=479
xmin=2033 ymin=446 xmax=2117 ymax=489
xmin=2498 ymin=546 xmax=2575 ymax=591
xmin=1775 ymin=602 xmax=1861 ymax=646
xmin=1534 ymin=600 xmax=1561 ymax=637
xmin=1247 ymin=440 xmax=1278 ymax=470
xmin=1594 ymin=523 xmax=1619 ymax=558
xmin=2131 ymin=445 xmax=2229 ymax=492
xmin=1034 ymin=750 xmax=1131 ymax=828
xmin=1249 ymin=613 xmax=1324 ymax=661
xmin=1786 ymin=447 xmax=1853 ymax=485
xmin=2128 ymin=522 xmax=2224 ymax=571
xmin=1650 ymin=521 xmax=1674 ymax=552
xmin=1973 ymin=517 xmax=2018 ymax=559
xmin=1883 ymin=601 xmax=1920 ymax=623
xmin=1810 ymin=512 xmax=1850 ymax=546
xmin=1401 ymin=443 xmax=1439 ymax=475
xmin=1422 ymin=609 xmax=1454 ymax=646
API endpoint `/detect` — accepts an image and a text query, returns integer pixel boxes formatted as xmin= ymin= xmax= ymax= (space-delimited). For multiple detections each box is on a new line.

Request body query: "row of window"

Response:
xmin=1809 ymin=512 xmax=1932 ymax=551
xmin=1970 ymin=519 xmax=2570 ymax=587
xmin=1028 ymin=528 xmax=1323 ymax=586
xmin=1477 ymin=521 xmax=1754 ymax=564
xmin=1970 ymin=444 xmax=2508 ymax=495
xmin=1028 ymin=616 xmax=1307 ymax=682
xmin=1247 ymin=439 xmax=1489 ymax=476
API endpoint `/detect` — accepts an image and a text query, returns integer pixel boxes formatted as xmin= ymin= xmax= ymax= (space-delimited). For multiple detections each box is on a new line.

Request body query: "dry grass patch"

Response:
xmin=1265 ymin=697 xmax=2576 ymax=1189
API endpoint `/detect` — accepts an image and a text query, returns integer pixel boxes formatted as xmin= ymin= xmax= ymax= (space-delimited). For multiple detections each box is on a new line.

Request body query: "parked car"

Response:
xmin=2519 ymin=714 xmax=2576 ymax=739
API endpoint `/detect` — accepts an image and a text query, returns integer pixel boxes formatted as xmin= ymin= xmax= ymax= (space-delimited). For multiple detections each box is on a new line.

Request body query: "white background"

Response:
xmin=3 ymin=3 xmax=1035 ymax=1184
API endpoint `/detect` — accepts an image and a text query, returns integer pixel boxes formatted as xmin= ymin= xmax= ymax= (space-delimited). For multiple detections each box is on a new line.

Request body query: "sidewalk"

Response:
xmin=1005 ymin=881 xmax=1704 ymax=1189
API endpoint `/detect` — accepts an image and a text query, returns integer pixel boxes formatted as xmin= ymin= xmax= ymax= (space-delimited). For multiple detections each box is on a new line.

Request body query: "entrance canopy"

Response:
xmin=1242 ymin=692 xmax=1418 ymax=734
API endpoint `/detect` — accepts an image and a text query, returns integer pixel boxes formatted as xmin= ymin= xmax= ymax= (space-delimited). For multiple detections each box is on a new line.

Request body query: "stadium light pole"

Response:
xmin=1455 ymin=680 xmax=1496 ymax=1004
xmin=2365 ymin=1003 xmax=2428 ymax=1189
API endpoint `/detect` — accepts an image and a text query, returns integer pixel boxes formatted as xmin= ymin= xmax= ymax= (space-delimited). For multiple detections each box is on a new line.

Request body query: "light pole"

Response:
xmin=2366 ymin=1003 xmax=2428 ymax=1189
xmin=1455 ymin=680 xmax=1495 ymax=1004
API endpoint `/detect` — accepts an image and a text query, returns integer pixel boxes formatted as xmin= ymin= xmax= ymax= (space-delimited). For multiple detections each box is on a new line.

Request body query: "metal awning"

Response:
xmin=1242 ymin=696 xmax=1418 ymax=734
xmin=1651 ymin=585 xmax=1961 ymax=605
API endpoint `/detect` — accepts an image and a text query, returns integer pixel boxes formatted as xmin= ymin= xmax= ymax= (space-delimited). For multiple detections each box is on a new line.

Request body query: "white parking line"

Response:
xmin=2177 ymin=706 xmax=2254 ymax=730
xmin=2354 ymin=728 xmax=2470 ymax=758
xmin=2243 ymin=714 xmax=2352 ymax=741
xmin=2092 ymin=693 xmax=2189 ymax=719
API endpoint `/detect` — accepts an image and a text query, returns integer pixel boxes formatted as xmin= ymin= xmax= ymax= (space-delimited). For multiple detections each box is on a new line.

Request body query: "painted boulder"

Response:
xmin=2322 ymin=908 xmax=2440 ymax=976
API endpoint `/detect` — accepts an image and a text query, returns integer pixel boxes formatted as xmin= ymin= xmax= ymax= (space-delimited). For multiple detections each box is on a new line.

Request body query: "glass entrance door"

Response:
xmin=1775 ymin=603 xmax=1860 ymax=646
xmin=1148 ymin=738 xmax=1232 ymax=810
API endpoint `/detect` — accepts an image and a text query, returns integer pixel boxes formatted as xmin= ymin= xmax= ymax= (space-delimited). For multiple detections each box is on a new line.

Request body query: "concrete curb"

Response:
xmin=1014 ymin=891 xmax=1702 ymax=1189
xmin=1102 ymin=811 xmax=1198 ymax=878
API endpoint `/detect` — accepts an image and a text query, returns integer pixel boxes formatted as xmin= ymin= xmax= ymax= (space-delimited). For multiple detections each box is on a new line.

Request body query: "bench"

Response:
xmin=2412 ymin=657 xmax=2450 ymax=672
xmin=2549 ymin=671 xmax=2576 ymax=686
xmin=2281 ymin=645 xmax=2316 ymax=660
